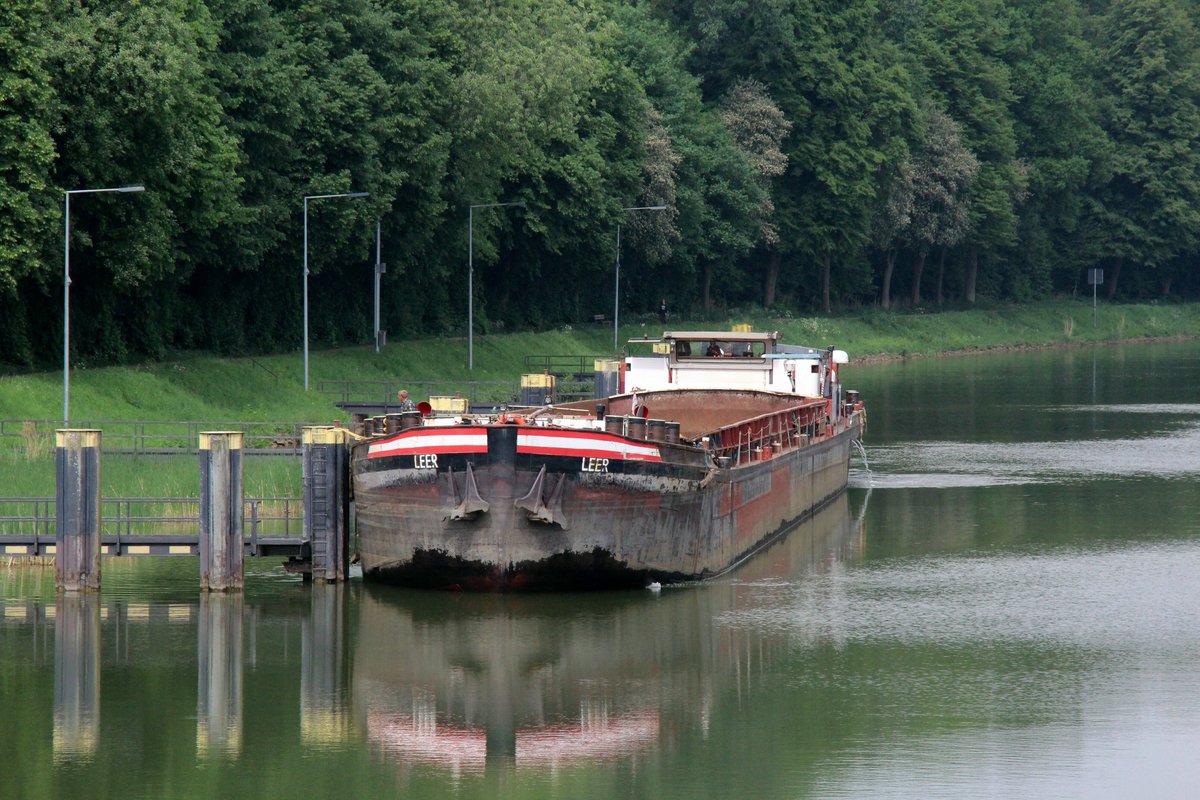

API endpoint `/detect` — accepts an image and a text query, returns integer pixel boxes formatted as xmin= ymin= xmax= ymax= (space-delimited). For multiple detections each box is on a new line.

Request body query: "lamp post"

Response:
xmin=468 ymin=201 xmax=523 ymax=370
xmin=63 ymin=184 xmax=145 ymax=423
xmin=303 ymin=191 xmax=368 ymax=390
xmin=614 ymin=205 xmax=667 ymax=353
xmin=373 ymin=219 xmax=384 ymax=353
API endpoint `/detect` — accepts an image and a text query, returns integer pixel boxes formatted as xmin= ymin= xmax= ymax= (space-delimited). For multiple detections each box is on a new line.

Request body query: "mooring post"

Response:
xmin=302 ymin=426 xmax=350 ymax=583
xmin=55 ymin=429 xmax=102 ymax=591
xmin=199 ymin=431 xmax=244 ymax=591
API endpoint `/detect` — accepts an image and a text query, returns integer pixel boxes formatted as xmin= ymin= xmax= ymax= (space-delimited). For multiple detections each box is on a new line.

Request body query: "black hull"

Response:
xmin=351 ymin=411 xmax=861 ymax=591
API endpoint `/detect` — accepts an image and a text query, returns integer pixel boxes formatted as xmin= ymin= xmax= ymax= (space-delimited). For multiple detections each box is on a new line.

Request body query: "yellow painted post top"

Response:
xmin=55 ymin=429 xmax=102 ymax=448
xmin=594 ymin=358 xmax=620 ymax=372
xmin=199 ymin=431 xmax=245 ymax=450
xmin=521 ymin=373 xmax=555 ymax=388
xmin=731 ymin=323 xmax=753 ymax=332
xmin=302 ymin=426 xmax=346 ymax=445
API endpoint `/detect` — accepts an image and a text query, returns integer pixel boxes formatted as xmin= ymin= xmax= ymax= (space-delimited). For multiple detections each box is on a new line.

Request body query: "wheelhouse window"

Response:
xmin=674 ymin=340 xmax=766 ymax=359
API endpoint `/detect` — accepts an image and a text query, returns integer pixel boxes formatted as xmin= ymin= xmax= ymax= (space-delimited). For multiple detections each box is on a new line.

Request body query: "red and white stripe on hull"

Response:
xmin=367 ymin=428 xmax=488 ymax=459
xmin=517 ymin=429 xmax=663 ymax=462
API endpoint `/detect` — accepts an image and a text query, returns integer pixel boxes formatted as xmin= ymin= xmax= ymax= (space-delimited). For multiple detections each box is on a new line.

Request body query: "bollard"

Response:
xmin=199 ymin=432 xmax=244 ymax=591
xmin=303 ymin=427 xmax=349 ymax=583
xmin=55 ymin=429 xmax=102 ymax=591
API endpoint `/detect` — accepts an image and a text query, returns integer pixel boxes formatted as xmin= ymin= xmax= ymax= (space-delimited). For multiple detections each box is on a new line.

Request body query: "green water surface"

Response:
xmin=4 ymin=341 xmax=1200 ymax=799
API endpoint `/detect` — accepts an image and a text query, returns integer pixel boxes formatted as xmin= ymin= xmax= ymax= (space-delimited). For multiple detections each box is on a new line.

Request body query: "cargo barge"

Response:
xmin=350 ymin=330 xmax=863 ymax=590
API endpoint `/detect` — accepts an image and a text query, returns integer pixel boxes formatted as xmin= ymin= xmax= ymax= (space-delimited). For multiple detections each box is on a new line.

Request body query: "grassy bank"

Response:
xmin=0 ymin=449 xmax=301 ymax=498
xmin=1 ymin=298 xmax=1197 ymax=424
xmin=0 ymin=298 xmax=1196 ymax=498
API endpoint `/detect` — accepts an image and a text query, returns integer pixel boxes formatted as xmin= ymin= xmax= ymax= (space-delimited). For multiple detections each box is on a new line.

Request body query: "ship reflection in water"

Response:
xmin=38 ymin=492 xmax=862 ymax=775
xmin=355 ymin=492 xmax=863 ymax=775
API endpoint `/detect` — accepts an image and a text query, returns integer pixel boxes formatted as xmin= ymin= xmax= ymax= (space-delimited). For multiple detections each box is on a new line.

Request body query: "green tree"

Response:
xmin=441 ymin=0 xmax=649 ymax=330
xmin=904 ymin=106 xmax=977 ymax=306
xmin=203 ymin=0 xmax=461 ymax=349
xmin=1006 ymin=0 xmax=1107 ymax=299
xmin=0 ymin=0 xmax=56 ymax=293
xmin=1089 ymin=0 xmax=1200 ymax=298
xmin=0 ymin=0 xmax=57 ymax=365
xmin=662 ymin=0 xmax=916 ymax=312
xmin=869 ymin=160 xmax=913 ymax=309
xmin=719 ymin=78 xmax=792 ymax=307
xmin=908 ymin=0 xmax=1024 ymax=304
xmin=615 ymin=3 xmax=764 ymax=314
xmin=45 ymin=0 xmax=242 ymax=361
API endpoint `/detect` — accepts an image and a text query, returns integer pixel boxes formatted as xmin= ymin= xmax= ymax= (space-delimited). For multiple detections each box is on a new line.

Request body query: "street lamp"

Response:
xmin=468 ymin=201 xmax=524 ymax=370
xmin=614 ymin=205 xmax=667 ymax=353
xmin=303 ymin=191 xmax=368 ymax=390
xmin=373 ymin=219 xmax=384 ymax=353
xmin=63 ymin=184 xmax=145 ymax=423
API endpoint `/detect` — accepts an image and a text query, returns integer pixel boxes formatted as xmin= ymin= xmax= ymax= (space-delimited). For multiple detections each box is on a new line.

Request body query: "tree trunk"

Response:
xmin=1106 ymin=256 xmax=1122 ymax=299
xmin=703 ymin=262 xmax=713 ymax=311
xmin=881 ymin=249 xmax=896 ymax=309
xmin=936 ymin=247 xmax=946 ymax=307
xmin=910 ymin=248 xmax=928 ymax=307
xmin=763 ymin=249 xmax=781 ymax=308
xmin=965 ymin=246 xmax=978 ymax=304
xmin=821 ymin=254 xmax=832 ymax=314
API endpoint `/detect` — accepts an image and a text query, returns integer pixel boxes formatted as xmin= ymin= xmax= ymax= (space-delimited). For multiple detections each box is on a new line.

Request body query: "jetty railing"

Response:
xmin=316 ymin=379 xmax=519 ymax=407
xmin=0 ymin=496 xmax=302 ymax=541
xmin=522 ymin=355 xmax=603 ymax=380
xmin=0 ymin=419 xmax=307 ymax=454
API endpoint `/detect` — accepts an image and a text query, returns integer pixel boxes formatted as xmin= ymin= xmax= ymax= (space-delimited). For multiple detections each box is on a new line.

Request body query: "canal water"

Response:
xmin=3 ymin=340 xmax=1200 ymax=799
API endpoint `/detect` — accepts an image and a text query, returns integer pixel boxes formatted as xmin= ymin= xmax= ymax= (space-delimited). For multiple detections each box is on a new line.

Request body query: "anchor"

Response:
xmin=514 ymin=465 xmax=570 ymax=529
xmin=514 ymin=465 xmax=547 ymax=518
xmin=541 ymin=472 xmax=569 ymax=530
xmin=447 ymin=463 xmax=489 ymax=520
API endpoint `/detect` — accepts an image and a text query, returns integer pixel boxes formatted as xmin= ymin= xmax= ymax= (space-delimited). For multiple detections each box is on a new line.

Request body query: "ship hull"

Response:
xmin=352 ymin=410 xmax=860 ymax=591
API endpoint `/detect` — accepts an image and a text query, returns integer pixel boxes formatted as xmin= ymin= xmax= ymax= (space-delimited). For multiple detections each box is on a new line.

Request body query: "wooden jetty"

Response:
xmin=0 ymin=427 xmax=354 ymax=590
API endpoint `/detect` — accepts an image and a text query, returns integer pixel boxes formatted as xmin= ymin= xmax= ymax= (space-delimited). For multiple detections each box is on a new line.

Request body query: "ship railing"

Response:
xmin=705 ymin=401 xmax=832 ymax=465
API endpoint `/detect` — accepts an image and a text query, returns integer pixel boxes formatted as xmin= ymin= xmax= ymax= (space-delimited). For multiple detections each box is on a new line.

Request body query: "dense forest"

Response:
xmin=3 ymin=0 xmax=1200 ymax=368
